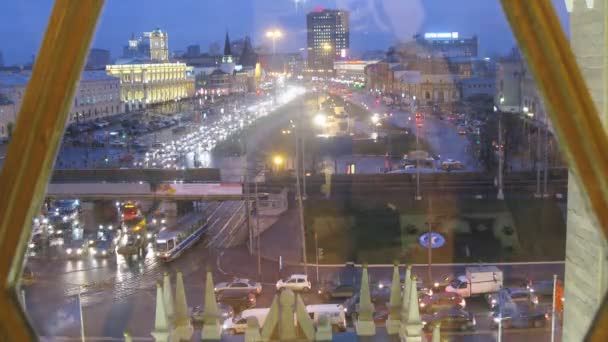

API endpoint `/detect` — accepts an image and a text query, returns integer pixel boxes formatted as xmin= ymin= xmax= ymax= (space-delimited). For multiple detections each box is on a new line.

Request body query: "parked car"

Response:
xmin=276 ymin=274 xmax=311 ymax=292
xmin=421 ymin=308 xmax=476 ymax=333
xmin=109 ymin=140 xmax=127 ymax=148
xmin=419 ymin=292 xmax=466 ymax=313
xmin=214 ymin=278 xmax=262 ymax=295
xmin=317 ymin=282 xmax=357 ymax=300
xmin=217 ymin=291 xmax=256 ymax=313
xmin=486 ymin=288 xmax=539 ymax=308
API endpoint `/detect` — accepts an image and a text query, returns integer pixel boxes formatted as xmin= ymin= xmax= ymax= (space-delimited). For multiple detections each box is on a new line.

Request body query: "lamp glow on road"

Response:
xmin=313 ymin=113 xmax=327 ymax=127
xmin=371 ymin=113 xmax=380 ymax=124
xmin=273 ymin=155 xmax=284 ymax=165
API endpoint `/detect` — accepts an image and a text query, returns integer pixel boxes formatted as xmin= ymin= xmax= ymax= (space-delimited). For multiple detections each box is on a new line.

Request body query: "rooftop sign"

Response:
xmin=424 ymin=32 xmax=459 ymax=40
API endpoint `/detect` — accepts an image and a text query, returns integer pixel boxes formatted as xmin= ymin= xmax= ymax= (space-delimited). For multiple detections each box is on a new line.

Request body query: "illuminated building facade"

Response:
xmin=414 ymin=32 xmax=478 ymax=58
xmin=106 ymin=62 xmax=195 ymax=110
xmin=306 ymin=9 xmax=350 ymax=74
xmin=334 ymin=60 xmax=378 ymax=82
xmin=0 ymin=71 xmax=121 ymax=136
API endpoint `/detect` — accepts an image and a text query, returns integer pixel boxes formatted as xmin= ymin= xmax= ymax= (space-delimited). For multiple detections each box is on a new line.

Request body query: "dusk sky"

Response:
xmin=2 ymin=0 xmax=569 ymax=65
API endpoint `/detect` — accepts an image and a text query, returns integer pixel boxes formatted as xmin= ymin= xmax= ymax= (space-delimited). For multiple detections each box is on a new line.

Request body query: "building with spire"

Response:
xmin=222 ymin=32 xmax=233 ymax=64
xmin=198 ymin=31 xmax=257 ymax=97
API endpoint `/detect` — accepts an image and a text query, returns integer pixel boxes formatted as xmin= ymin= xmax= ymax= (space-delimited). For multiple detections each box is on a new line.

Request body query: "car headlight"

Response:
xmin=146 ymin=233 xmax=152 ymax=239
xmin=66 ymin=248 xmax=73 ymax=254
xmin=422 ymin=321 xmax=427 ymax=326
xmin=76 ymin=248 xmax=83 ymax=255
xmin=91 ymin=249 xmax=97 ymax=255
xmin=433 ymin=282 xmax=439 ymax=287
xmin=28 ymin=243 xmax=35 ymax=249
xmin=102 ymin=250 xmax=107 ymax=256
xmin=89 ymin=240 xmax=95 ymax=245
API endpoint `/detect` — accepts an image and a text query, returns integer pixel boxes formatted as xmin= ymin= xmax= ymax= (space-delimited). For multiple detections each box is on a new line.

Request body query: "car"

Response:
xmin=217 ymin=291 xmax=257 ymax=313
xmin=491 ymin=304 xmax=549 ymax=329
xmin=222 ymin=308 xmax=270 ymax=335
xmin=276 ymin=274 xmax=312 ymax=292
xmin=90 ymin=238 xmax=116 ymax=258
xmin=64 ymin=240 xmax=88 ymax=259
xmin=527 ymin=279 xmax=554 ymax=296
xmin=306 ymin=304 xmax=347 ymax=332
xmin=109 ymin=140 xmax=127 ymax=148
xmin=214 ymin=278 xmax=262 ymax=295
xmin=432 ymin=275 xmax=454 ymax=292
xmin=419 ymin=292 xmax=466 ymax=313
xmin=486 ymin=288 xmax=539 ymax=309
xmin=317 ymin=282 xmax=357 ymax=300
xmin=191 ymin=303 xmax=234 ymax=324
xmin=421 ymin=308 xmax=476 ymax=333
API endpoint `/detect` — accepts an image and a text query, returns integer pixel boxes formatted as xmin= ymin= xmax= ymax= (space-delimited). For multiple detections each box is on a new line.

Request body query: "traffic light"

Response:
xmin=555 ymin=279 xmax=564 ymax=312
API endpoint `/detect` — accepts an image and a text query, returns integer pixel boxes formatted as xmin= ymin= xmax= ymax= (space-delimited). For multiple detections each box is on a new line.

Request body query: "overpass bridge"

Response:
xmin=51 ymin=168 xmax=221 ymax=184
xmin=45 ymin=182 xmax=244 ymax=200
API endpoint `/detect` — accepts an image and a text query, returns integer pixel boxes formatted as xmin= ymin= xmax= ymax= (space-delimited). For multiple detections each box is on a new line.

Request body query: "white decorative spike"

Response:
xmin=399 ymin=265 xmax=412 ymax=339
xmin=386 ymin=264 xmax=401 ymax=335
xmin=405 ymin=275 xmax=423 ymax=341
xmin=244 ymin=316 xmax=262 ymax=342
xmin=355 ymin=266 xmax=376 ymax=336
xmin=124 ymin=331 xmax=132 ymax=342
xmin=432 ymin=323 xmax=441 ymax=342
xmin=172 ymin=271 xmax=193 ymax=341
xmin=163 ymin=272 xmax=175 ymax=324
xmin=201 ymin=270 xmax=222 ymax=340
xmin=585 ymin=0 xmax=594 ymax=9
xmin=565 ymin=0 xmax=573 ymax=12
xmin=151 ymin=282 xmax=170 ymax=342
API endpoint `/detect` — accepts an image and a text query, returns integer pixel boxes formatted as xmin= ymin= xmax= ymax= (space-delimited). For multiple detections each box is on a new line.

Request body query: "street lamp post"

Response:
xmin=411 ymin=96 xmax=421 ymax=201
xmin=496 ymin=97 xmax=505 ymax=200
xmin=543 ymin=113 xmax=550 ymax=197
xmin=265 ymin=30 xmax=283 ymax=56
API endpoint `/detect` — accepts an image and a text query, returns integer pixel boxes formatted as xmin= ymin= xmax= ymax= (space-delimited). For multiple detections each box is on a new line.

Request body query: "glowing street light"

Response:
xmin=266 ymin=29 xmax=283 ymax=55
xmin=313 ymin=113 xmax=327 ymax=127
xmin=273 ymin=155 xmax=284 ymax=166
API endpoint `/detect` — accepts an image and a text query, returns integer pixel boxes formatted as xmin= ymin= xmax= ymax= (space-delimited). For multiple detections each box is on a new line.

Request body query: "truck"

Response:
xmin=445 ymin=266 xmax=503 ymax=298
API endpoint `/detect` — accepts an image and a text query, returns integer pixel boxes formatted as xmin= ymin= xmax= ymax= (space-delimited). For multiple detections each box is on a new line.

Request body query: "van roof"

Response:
xmin=466 ymin=266 xmax=501 ymax=273
xmin=306 ymin=304 xmax=343 ymax=313
xmin=241 ymin=308 xmax=270 ymax=317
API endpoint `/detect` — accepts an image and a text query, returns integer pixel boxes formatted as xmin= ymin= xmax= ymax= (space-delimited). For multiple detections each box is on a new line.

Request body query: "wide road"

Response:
xmin=23 ymin=199 xmax=565 ymax=341
xmin=351 ymin=92 xmax=479 ymax=171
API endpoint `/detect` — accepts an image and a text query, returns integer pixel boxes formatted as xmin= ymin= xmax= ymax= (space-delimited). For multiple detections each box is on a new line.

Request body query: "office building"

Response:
xmin=122 ymin=28 xmax=169 ymax=62
xmin=186 ymin=45 xmax=201 ymax=57
xmin=85 ymin=48 xmax=111 ymax=70
xmin=306 ymin=9 xmax=350 ymax=74
xmin=0 ymin=71 xmax=121 ymax=134
xmin=414 ymin=32 xmax=478 ymax=58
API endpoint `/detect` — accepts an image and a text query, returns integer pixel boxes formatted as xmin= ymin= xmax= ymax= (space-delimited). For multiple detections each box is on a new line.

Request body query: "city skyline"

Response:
xmin=2 ymin=0 xmax=569 ymax=65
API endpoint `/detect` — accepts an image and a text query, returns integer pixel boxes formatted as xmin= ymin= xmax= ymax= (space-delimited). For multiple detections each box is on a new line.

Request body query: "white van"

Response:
xmin=445 ymin=266 xmax=503 ymax=298
xmin=306 ymin=304 xmax=347 ymax=332
xmin=222 ymin=308 xmax=270 ymax=335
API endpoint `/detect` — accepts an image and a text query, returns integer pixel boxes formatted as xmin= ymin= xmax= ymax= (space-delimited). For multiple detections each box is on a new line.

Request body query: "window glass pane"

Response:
xmin=3 ymin=0 xmax=591 ymax=340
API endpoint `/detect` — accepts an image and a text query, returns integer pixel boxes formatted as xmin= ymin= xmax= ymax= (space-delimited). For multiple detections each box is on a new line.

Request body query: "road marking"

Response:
xmin=216 ymin=250 xmax=229 ymax=275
